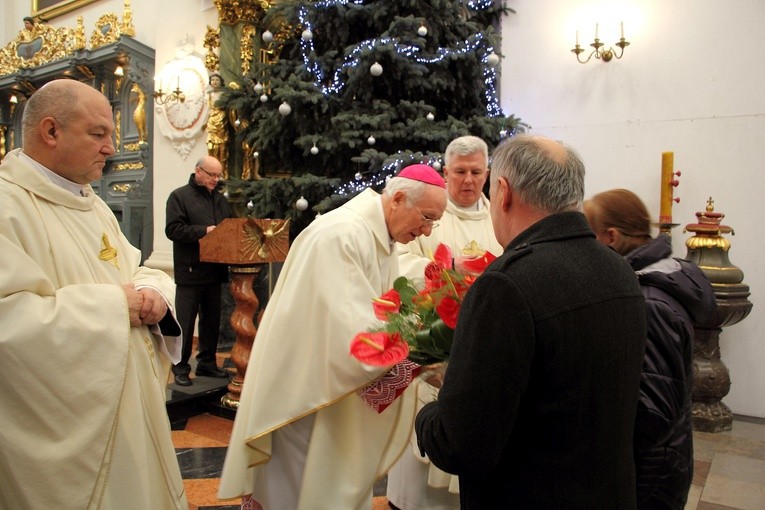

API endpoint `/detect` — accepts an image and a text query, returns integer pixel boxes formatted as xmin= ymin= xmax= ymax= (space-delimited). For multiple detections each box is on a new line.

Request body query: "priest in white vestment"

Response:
xmin=388 ymin=136 xmax=503 ymax=510
xmin=218 ymin=165 xmax=447 ymax=509
xmin=0 ymin=80 xmax=186 ymax=509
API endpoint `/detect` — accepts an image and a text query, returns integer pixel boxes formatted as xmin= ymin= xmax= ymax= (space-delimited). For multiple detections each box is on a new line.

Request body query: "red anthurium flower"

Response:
xmin=436 ymin=296 xmax=461 ymax=329
xmin=350 ymin=332 xmax=409 ymax=366
xmin=432 ymin=243 xmax=453 ymax=268
xmin=459 ymin=250 xmax=497 ymax=275
xmin=372 ymin=289 xmax=401 ymax=320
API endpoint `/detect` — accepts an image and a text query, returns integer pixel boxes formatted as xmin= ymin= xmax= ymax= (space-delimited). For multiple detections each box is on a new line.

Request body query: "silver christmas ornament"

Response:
xmin=432 ymin=161 xmax=442 ymax=171
xmin=426 ymin=112 xmax=435 ymax=121
xmin=301 ymin=29 xmax=313 ymax=41
xmin=247 ymin=200 xmax=254 ymax=210
xmin=355 ymin=172 xmax=363 ymax=180
xmin=254 ymin=82 xmax=263 ymax=93
xmin=310 ymin=145 xmax=319 ymax=155
xmin=487 ymin=52 xmax=500 ymax=66
xmin=367 ymin=135 xmax=376 ymax=145
xmin=278 ymin=102 xmax=292 ymax=116
xmin=262 ymin=30 xmax=273 ymax=43
xmin=418 ymin=25 xmax=428 ymax=37
xmin=370 ymin=62 xmax=383 ymax=77
xmin=296 ymin=196 xmax=309 ymax=211
xmin=260 ymin=93 xmax=269 ymax=103
xmin=253 ymin=151 xmax=259 ymax=158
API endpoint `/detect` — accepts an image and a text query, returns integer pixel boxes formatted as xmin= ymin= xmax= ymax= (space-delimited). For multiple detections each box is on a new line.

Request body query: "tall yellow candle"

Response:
xmin=660 ymin=152 xmax=674 ymax=225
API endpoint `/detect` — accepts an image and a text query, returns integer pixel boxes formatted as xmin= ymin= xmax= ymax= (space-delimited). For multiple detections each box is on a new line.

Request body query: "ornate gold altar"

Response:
xmin=0 ymin=1 xmax=156 ymax=261
xmin=199 ymin=217 xmax=290 ymax=408
xmin=684 ymin=199 xmax=753 ymax=432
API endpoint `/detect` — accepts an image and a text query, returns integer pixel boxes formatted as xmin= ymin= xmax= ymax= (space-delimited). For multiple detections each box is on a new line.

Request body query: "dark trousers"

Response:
xmin=173 ymin=283 xmax=223 ymax=375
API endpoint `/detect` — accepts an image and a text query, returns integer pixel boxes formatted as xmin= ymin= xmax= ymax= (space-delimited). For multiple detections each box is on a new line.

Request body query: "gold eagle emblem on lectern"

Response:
xmin=242 ymin=219 xmax=290 ymax=261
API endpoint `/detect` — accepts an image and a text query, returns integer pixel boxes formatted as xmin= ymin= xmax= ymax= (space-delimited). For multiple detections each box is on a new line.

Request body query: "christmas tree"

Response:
xmin=218 ymin=0 xmax=523 ymax=228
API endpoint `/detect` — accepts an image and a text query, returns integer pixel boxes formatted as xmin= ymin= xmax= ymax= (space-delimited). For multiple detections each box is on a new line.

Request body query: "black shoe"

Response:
xmin=195 ymin=365 xmax=229 ymax=378
xmin=174 ymin=373 xmax=192 ymax=386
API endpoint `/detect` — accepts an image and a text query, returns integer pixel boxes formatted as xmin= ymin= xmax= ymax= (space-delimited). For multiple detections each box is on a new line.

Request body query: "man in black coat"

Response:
xmin=165 ymin=155 xmax=232 ymax=386
xmin=415 ymin=135 xmax=647 ymax=508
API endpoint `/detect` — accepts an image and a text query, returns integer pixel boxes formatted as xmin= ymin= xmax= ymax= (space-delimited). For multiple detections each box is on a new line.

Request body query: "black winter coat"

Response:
xmin=416 ymin=212 xmax=647 ymax=509
xmin=165 ymin=174 xmax=231 ymax=285
xmin=627 ymin=235 xmax=716 ymax=509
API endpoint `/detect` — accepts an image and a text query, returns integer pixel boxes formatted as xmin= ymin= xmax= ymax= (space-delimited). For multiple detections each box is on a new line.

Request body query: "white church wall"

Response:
xmin=501 ymin=0 xmax=765 ymax=418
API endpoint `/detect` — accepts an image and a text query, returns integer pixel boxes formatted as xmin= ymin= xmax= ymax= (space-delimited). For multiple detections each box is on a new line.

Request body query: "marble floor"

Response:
xmin=168 ymin=346 xmax=765 ymax=509
xmin=171 ymin=408 xmax=765 ymax=509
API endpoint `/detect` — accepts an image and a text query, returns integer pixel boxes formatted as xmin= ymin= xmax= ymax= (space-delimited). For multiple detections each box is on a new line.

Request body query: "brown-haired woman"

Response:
xmin=584 ymin=188 xmax=716 ymax=509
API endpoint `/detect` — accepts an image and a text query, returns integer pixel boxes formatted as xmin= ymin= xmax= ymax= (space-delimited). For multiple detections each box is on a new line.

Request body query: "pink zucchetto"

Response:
xmin=396 ymin=164 xmax=446 ymax=189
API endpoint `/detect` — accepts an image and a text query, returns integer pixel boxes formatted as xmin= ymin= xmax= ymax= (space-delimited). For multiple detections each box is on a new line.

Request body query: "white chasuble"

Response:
xmin=219 ymin=188 xmax=417 ymax=509
xmin=0 ymin=150 xmax=185 ymax=509
xmin=398 ymin=193 xmax=503 ymax=287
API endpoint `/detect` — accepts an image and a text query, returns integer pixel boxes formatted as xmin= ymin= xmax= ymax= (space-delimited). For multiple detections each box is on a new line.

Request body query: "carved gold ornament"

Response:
xmin=242 ymin=218 xmax=290 ymax=261
xmin=0 ymin=1 xmax=134 ymax=76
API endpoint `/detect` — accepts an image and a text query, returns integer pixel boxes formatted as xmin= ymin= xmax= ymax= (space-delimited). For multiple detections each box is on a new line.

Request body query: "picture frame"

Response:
xmin=32 ymin=0 xmax=98 ymax=20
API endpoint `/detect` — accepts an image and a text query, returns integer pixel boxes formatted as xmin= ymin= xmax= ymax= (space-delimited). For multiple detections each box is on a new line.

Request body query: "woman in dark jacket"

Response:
xmin=585 ymin=189 xmax=717 ymax=509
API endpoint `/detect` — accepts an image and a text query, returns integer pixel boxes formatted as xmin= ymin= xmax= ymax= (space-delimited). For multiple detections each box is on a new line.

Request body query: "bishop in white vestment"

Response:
xmin=219 ymin=167 xmax=447 ymax=509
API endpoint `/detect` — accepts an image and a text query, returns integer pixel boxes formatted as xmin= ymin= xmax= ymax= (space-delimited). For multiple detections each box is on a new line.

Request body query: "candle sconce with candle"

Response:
xmin=153 ymin=72 xmax=185 ymax=105
xmin=571 ymin=22 xmax=630 ymax=64
xmin=659 ymin=151 xmax=682 ymax=234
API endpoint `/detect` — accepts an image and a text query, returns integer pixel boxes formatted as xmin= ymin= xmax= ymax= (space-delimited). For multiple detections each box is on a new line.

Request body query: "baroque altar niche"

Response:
xmin=0 ymin=1 xmax=157 ymax=262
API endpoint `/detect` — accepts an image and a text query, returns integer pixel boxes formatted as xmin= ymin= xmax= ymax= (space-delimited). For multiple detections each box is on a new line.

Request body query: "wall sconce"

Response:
xmin=9 ymin=94 xmax=18 ymax=104
xmin=153 ymin=75 xmax=185 ymax=105
xmin=114 ymin=65 xmax=124 ymax=77
xmin=571 ymin=22 xmax=630 ymax=63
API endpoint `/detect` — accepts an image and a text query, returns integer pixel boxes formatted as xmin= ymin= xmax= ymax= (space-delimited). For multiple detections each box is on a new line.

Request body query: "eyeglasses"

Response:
xmin=197 ymin=166 xmax=223 ymax=180
xmin=415 ymin=206 xmax=439 ymax=229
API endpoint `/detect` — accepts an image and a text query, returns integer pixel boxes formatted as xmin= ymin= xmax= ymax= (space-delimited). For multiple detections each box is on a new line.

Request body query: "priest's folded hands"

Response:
xmin=123 ymin=283 xmax=168 ymax=326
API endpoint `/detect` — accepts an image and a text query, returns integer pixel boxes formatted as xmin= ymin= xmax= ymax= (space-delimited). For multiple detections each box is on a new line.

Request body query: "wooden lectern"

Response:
xmin=200 ymin=217 xmax=290 ymax=408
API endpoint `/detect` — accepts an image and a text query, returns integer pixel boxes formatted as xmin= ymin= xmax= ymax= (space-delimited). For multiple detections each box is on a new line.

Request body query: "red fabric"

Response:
xmin=358 ymin=360 xmax=422 ymax=413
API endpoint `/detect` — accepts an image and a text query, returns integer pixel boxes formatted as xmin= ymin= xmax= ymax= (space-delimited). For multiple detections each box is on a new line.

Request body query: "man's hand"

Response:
xmin=122 ymin=283 xmax=144 ymax=327
xmin=454 ymin=255 xmax=480 ymax=276
xmin=422 ymin=362 xmax=448 ymax=389
xmin=122 ymin=284 xmax=168 ymax=327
